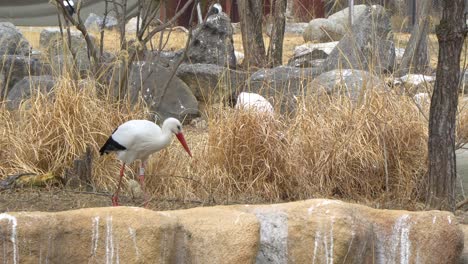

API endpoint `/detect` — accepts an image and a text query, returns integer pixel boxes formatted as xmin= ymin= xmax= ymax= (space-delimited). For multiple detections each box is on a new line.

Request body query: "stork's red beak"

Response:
xmin=176 ymin=132 xmax=192 ymax=157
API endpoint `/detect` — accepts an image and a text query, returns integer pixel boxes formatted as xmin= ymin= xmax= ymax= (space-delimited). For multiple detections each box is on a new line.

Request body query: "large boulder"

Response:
xmin=288 ymin=41 xmax=338 ymax=68
xmin=6 ymin=75 xmax=55 ymax=109
xmin=328 ymin=4 xmax=369 ymax=29
xmin=0 ymin=199 xmax=463 ymax=263
xmin=307 ymin=69 xmax=385 ymax=102
xmin=394 ymin=74 xmax=436 ymax=94
xmin=266 ymin=22 xmax=308 ymax=36
xmin=186 ymin=12 xmax=236 ymax=68
xmin=246 ymin=66 xmax=321 ymax=114
xmin=321 ymin=5 xmax=396 ymax=74
xmin=0 ymin=22 xmax=30 ymax=56
xmin=0 ymin=55 xmax=51 ymax=100
xmin=84 ymin=13 xmax=118 ymax=31
xmin=125 ymin=17 xmax=142 ymax=33
xmin=128 ymin=61 xmax=199 ymax=121
xmin=176 ymin=63 xmax=249 ymax=104
xmin=39 ymin=28 xmax=97 ymax=73
xmin=303 ymin=18 xmax=345 ymax=43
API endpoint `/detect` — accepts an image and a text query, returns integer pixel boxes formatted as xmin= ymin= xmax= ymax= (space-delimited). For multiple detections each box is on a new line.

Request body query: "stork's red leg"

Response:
xmin=139 ymin=162 xmax=149 ymax=208
xmin=112 ymin=163 xmax=125 ymax=206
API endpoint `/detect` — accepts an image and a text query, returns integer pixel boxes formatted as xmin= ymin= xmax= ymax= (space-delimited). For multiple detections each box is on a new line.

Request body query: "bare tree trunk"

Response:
xmin=427 ymin=0 xmax=466 ymax=211
xmin=398 ymin=0 xmax=431 ymax=76
xmin=267 ymin=0 xmax=287 ymax=67
xmin=238 ymin=0 xmax=267 ymax=68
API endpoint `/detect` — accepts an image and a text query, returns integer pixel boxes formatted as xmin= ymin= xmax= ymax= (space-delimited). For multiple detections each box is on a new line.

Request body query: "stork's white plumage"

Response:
xmin=63 ymin=0 xmax=75 ymax=16
xmin=235 ymin=92 xmax=274 ymax=114
xmin=206 ymin=3 xmax=223 ymax=18
xmin=100 ymin=118 xmax=192 ymax=206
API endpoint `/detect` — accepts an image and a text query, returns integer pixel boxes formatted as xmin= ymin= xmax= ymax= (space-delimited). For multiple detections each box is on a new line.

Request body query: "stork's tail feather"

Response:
xmin=99 ymin=136 xmax=126 ymax=155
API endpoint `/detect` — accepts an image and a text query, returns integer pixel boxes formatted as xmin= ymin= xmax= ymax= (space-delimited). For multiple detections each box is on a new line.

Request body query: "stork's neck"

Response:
xmin=157 ymin=124 xmax=174 ymax=147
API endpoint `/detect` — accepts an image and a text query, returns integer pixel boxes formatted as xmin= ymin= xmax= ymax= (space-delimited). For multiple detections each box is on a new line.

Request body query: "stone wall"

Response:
xmin=0 ymin=199 xmax=464 ymax=263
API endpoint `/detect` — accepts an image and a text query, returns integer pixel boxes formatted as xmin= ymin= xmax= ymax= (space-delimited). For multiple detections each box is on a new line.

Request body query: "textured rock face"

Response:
xmin=246 ymin=66 xmax=321 ymax=114
xmin=328 ymin=5 xmax=369 ymax=29
xmin=0 ymin=22 xmax=31 ymax=56
xmin=84 ymin=13 xmax=118 ymax=31
xmin=0 ymin=207 xmax=178 ymax=263
xmin=186 ymin=13 xmax=236 ymax=68
xmin=288 ymin=42 xmax=338 ymax=68
xmin=6 ymin=75 xmax=55 ymax=109
xmin=307 ymin=69 xmax=385 ymax=103
xmin=303 ymin=18 xmax=345 ymax=43
xmin=176 ymin=63 xmax=248 ymax=103
xmin=321 ymin=5 xmax=396 ymax=73
xmin=169 ymin=207 xmax=260 ymax=263
xmin=128 ymin=61 xmax=199 ymax=122
xmin=39 ymin=28 xmax=97 ymax=73
xmin=0 ymin=199 xmax=463 ymax=264
xmin=0 ymin=55 xmax=51 ymax=100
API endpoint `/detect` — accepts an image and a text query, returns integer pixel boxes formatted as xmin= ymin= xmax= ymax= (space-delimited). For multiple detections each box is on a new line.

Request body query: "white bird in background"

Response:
xmin=206 ymin=3 xmax=223 ymax=18
xmin=413 ymin=92 xmax=431 ymax=108
xmin=99 ymin=118 xmax=192 ymax=206
xmin=63 ymin=0 xmax=75 ymax=16
xmin=235 ymin=92 xmax=274 ymax=114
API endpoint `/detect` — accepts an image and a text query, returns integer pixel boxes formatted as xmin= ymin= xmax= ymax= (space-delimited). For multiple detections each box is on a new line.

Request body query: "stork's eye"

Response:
xmin=177 ymin=125 xmax=181 ymax=131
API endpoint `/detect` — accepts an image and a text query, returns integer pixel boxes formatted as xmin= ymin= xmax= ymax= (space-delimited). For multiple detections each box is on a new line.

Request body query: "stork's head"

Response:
xmin=212 ymin=3 xmax=222 ymax=14
xmin=163 ymin=118 xmax=192 ymax=157
xmin=206 ymin=3 xmax=223 ymax=18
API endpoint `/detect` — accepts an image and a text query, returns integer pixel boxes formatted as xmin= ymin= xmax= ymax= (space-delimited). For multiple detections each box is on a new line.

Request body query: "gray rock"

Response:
xmin=176 ymin=63 xmax=248 ymax=103
xmin=0 ymin=55 xmax=51 ymax=100
xmin=288 ymin=42 xmax=338 ymax=68
xmin=288 ymin=57 xmax=325 ymax=68
xmin=287 ymin=49 xmax=327 ymax=68
xmin=307 ymin=69 xmax=385 ymax=102
xmin=40 ymin=28 xmax=97 ymax=73
xmin=293 ymin=42 xmax=338 ymax=58
xmin=0 ymin=22 xmax=31 ymax=56
xmin=246 ymin=66 xmax=321 ymax=114
xmin=328 ymin=5 xmax=369 ymax=29
xmin=125 ymin=17 xmax=142 ymax=33
xmin=187 ymin=13 xmax=236 ymax=68
xmin=128 ymin=61 xmax=199 ymax=122
xmin=266 ymin=22 xmax=308 ymax=36
xmin=84 ymin=13 xmax=118 ymax=31
xmin=321 ymin=5 xmax=396 ymax=74
xmin=303 ymin=18 xmax=345 ymax=43
xmin=6 ymin=75 xmax=55 ymax=109
xmin=144 ymin=50 xmax=184 ymax=67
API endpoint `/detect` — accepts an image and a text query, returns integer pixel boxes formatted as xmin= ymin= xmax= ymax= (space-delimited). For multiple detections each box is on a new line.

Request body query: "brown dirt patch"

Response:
xmin=0 ymin=187 xmax=204 ymax=212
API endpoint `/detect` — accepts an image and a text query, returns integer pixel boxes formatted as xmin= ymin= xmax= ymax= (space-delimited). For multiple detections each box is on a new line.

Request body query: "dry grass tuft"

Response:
xmin=201 ymin=92 xmax=429 ymax=207
xmin=288 ymin=92 xmax=428 ymax=206
xmin=207 ymin=110 xmax=289 ymax=201
xmin=0 ymin=77 xmax=148 ymax=192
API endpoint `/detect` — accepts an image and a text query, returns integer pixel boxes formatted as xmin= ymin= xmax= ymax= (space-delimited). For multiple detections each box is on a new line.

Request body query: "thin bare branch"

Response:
xmin=143 ymin=0 xmax=194 ymax=43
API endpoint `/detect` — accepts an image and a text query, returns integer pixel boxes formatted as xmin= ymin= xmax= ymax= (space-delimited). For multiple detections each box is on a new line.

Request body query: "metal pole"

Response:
xmin=349 ymin=0 xmax=354 ymax=27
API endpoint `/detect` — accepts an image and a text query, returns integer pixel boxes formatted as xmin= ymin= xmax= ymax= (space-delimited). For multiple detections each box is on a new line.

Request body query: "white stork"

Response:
xmin=63 ymin=0 xmax=75 ymax=16
xmin=235 ymin=92 xmax=274 ymax=114
xmin=99 ymin=118 xmax=192 ymax=206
